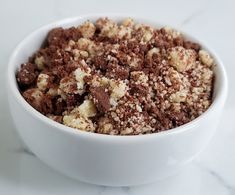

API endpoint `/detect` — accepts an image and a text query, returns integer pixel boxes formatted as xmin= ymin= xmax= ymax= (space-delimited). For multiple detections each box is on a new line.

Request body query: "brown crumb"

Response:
xmin=16 ymin=17 xmax=214 ymax=135
xmin=17 ymin=63 xmax=38 ymax=86
xmin=90 ymin=86 xmax=110 ymax=113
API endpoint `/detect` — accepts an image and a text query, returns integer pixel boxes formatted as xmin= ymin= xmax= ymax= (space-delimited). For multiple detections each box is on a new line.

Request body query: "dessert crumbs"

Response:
xmin=16 ymin=17 xmax=215 ymax=135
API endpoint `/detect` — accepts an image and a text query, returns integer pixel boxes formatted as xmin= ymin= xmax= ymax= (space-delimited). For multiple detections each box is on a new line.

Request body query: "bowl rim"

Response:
xmin=7 ymin=13 xmax=228 ymax=141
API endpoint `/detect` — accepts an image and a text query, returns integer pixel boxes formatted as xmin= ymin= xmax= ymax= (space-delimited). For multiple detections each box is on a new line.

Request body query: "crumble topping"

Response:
xmin=16 ymin=17 xmax=215 ymax=135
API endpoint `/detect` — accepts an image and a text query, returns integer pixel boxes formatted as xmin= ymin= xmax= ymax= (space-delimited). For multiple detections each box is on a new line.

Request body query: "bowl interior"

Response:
xmin=7 ymin=14 xmax=228 ymax=139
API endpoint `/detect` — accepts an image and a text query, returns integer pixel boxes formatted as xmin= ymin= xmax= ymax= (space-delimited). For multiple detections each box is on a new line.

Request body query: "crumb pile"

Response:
xmin=16 ymin=18 xmax=214 ymax=135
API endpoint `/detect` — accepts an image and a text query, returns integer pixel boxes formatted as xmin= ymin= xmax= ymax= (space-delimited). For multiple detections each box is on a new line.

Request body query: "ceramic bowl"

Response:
xmin=7 ymin=14 xmax=228 ymax=186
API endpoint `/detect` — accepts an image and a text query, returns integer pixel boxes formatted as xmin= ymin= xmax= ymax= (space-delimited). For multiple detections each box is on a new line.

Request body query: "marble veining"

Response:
xmin=194 ymin=162 xmax=235 ymax=195
xmin=180 ymin=9 xmax=205 ymax=26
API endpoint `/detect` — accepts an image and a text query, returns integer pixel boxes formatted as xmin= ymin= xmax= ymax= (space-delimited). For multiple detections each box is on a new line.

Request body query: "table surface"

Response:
xmin=0 ymin=0 xmax=235 ymax=194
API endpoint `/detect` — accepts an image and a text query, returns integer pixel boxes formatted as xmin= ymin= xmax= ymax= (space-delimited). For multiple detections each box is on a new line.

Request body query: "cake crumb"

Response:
xmin=16 ymin=17 xmax=215 ymax=135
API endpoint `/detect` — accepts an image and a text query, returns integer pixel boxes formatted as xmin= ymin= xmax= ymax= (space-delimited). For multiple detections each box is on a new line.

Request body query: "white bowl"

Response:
xmin=7 ymin=14 xmax=228 ymax=186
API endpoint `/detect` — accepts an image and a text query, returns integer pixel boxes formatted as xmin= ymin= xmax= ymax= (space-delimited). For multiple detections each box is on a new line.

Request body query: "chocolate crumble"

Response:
xmin=16 ymin=17 xmax=215 ymax=135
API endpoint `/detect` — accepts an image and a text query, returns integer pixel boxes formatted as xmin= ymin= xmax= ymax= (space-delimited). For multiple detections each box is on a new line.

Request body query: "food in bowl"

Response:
xmin=9 ymin=15 xmax=227 ymax=186
xmin=16 ymin=17 xmax=214 ymax=135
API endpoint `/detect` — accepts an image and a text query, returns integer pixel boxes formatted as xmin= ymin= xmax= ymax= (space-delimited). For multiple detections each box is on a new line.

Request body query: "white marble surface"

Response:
xmin=0 ymin=0 xmax=235 ymax=194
